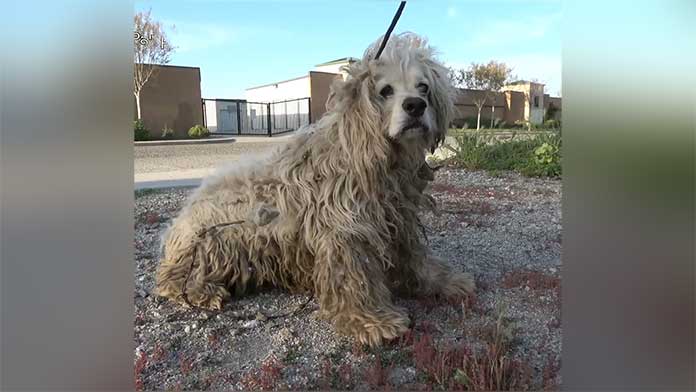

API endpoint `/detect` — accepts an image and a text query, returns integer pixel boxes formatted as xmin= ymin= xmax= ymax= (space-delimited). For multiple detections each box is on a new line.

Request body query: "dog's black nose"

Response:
xmin=402 ymin=97 xmax=427 ymax=117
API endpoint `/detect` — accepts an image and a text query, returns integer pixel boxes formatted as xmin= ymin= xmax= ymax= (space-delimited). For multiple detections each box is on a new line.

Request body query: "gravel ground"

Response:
xmin=135 ymin=142 xmax=285 ymax=174
xmin=134 ymin=168 xmax=561 ymax=391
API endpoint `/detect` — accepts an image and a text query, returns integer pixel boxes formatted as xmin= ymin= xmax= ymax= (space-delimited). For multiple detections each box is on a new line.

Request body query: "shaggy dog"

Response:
xmin=155 ymin=33 xmax=475 ymax=346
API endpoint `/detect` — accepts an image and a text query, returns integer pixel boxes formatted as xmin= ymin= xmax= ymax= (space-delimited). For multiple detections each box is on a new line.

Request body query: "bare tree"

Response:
xmin=134 ymin=10 xmax=174 ymax=120
xmin=452 ymin=61 xmax=512 ymax=130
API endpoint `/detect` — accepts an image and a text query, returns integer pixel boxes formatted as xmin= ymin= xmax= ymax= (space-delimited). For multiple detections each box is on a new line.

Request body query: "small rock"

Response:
xmin=184 ymin=325 xmax=191 ymax=333
xmin=549 ymin=267 xmax=557 ymax=274
xmin=278 ymin=327 xmax=293 ymax=340
xmin=242 ymin=320 xmax=259 ymax=329
xmin=192 ymin=322 xmax=198 ymax=329
xmin=255 ymin=312 xmax=268 ymax=322
xmin=388 ymin=367 xmax=416 ymax=385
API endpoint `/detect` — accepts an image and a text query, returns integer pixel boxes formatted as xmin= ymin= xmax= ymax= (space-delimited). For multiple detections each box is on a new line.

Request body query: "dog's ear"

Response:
xmin=327 ymin=70 xmax=374 ymax=111
xmin=328 ymin=63 xmax=389 ymax=168
xmin=423 ymin=59 xmax=455 ymax=153
xmin=325 ymin=74 xmax=346 ymax=112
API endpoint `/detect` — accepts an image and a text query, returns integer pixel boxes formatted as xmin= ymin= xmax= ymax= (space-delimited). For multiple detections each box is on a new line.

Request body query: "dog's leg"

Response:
xmin=156 ymin=226 xmax=255 ymax=310
xmin=313 ymin=240 xmax=410 ymax=346
xmin=412 ymin=254 xmax=475 ymax=299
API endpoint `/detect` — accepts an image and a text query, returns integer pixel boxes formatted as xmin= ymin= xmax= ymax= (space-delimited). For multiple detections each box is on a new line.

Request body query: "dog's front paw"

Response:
xmin=354 ymin=309 xmax=411 ymax=347
xmin=442 ymin=272 xmax=476 ymax=298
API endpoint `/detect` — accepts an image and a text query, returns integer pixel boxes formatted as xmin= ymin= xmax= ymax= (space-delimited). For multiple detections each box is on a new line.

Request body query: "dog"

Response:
xmin=155 ymin=33 xmax=475 ymax=346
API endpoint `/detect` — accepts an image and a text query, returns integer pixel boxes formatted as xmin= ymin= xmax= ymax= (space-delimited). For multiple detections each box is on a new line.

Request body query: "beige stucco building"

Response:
xmin=244 ymin=58 xmax=358 ymax=122
xmin=246 ymin=58 xmax=560 ymax=128
xmin=135 ymin=64 xmax=203 ymax=138
xmin=452 ymin=80 xmax=561 ymax=128
xmin=136 ymin=60 xmax=561 ymax=139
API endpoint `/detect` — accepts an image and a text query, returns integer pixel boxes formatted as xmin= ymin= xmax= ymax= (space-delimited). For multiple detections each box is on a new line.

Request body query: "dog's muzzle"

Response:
xmin=401 ymin=119 xmax=428 ymax=134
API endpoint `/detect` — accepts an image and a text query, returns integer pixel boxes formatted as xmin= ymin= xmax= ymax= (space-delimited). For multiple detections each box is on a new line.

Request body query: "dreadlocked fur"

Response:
xmin=155 ymin=33 xmax=475 ymax=346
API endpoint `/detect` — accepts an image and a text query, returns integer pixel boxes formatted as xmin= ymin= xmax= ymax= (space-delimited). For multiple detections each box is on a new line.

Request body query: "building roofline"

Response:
xmin=136 ymin=63 xmax=201 ymax=71
xmin=245 ymin=74 xmax=309 ymax=90
xmin=506 ymin=79 xmax=546 ymax=86
xmin=314 ymin=57 xmax=358 ymax=66
xmin=309 ymin=70 xmax=340 ymax=76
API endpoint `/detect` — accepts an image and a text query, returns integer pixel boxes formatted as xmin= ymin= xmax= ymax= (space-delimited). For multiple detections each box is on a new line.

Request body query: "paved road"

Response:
xmin=134 ymin=141 xmax=287 ymax=188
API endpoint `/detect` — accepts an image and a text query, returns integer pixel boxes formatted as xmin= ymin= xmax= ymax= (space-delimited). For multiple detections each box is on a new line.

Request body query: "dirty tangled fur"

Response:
xmin=155 ymin=33 xmax=475 ymax=346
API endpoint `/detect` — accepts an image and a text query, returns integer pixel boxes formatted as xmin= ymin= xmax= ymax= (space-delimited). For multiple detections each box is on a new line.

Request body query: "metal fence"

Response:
xmin=202 ymin=97 xmax=311 ymax=136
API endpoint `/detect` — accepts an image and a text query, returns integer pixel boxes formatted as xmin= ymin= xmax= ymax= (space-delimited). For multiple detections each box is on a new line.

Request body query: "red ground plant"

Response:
xmin=241 ymin=357 xmax=284 ymax=391
xmin=502 ymin=269 xmax=560 ymax=297
xmin=134 ymin=351 xmax=148 ymax=391
xmin=364 ymin=353 xmax=393 ymax=390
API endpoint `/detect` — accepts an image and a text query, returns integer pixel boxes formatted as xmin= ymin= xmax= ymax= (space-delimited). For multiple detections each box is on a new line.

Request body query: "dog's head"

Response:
xmin=327 ymin=33 xmax=454 ymax=153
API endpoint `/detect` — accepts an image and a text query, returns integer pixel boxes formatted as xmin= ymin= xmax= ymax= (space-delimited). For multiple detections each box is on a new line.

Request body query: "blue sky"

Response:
xmin=135 ymin=0 xmax=562 ymax=98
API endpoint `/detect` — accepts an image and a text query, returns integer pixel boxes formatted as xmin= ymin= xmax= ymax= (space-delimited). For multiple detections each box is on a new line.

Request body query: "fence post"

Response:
xmin=267 ymin=103 xmax=272 ymax=137
xmin=202 ymin=100 xmax=207 ymax=128
xmin=236 ymin=101 xmax=242 ymax=135
xmin=307 ymin=98 xmax=312 ymax=124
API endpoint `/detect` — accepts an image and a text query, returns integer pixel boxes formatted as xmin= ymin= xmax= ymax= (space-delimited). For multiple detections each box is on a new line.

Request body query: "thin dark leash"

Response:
xmin=172 ymin=0 xmax=406 ymax=325
xmin=374 ymin=1 xmax=407 ymax=60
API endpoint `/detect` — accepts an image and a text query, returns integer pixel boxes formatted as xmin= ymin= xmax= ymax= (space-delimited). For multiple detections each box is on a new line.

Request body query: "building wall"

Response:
xmin=502 ymin=81 xmax=547 ymax=125
xmin=245 ymin=76 xmax=310 ymax=103
xmin=309 ymin=71 xmax=341 ymax=122
xmin=452 ymin=89 xmax=506 ymax=128
xmin=136 ymin=65 xmax=203 ymax=138
xmin=528 ymin=83 xmax=545 ymax=124
xmin=204 ymin=100 xmax=243 ymax=133
xmin=504 ymin=91 xmax=526 ymax=125
xmin=313 ymin=60 xmax=353 ymax=80
xmin=545 ymin=96 xmax=562 ymax=121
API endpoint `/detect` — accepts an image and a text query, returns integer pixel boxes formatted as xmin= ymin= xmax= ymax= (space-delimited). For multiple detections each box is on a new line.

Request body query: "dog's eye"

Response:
xmin=417 ymin=83 xmax=429 ymax=94
xmin=379 ymin=85 xmax=394 ymax=98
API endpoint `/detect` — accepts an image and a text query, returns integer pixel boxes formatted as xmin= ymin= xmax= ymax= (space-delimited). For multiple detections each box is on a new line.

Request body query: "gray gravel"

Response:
xmin=135 ymin=142 xmax=284 ymax=174
xmin=134 ymin=168 xmax=561 ymax=391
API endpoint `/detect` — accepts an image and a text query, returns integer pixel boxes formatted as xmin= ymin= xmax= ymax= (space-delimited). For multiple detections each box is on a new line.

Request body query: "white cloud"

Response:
xmin=470 ymin=12 xmax=561 ymax=47
xmin=447 ymin=6 xmax=458 ymax=18
xmin=163 ymin=21 xmax=237 ymax=53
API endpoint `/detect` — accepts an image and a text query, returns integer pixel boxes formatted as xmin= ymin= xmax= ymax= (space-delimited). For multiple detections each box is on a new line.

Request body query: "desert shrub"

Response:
xmin=161 ymin=124 xmax=174 ymax=139
xmin=543 ymin=119 xmax=561 ymax=129
xmin=188 ymin=124 xmax=210 ymax=139
xmin=452 ymin=116 xmax=516 ymax=130
xmin=444 ymin=131 xmax=494 ymax=170
xmin=443 ymin=128 xmax=562 ymax=178
xmin=520 ymin=131 xmax=562 ymax=177
xmin=134 ymin=119 xmax=150 ymax=141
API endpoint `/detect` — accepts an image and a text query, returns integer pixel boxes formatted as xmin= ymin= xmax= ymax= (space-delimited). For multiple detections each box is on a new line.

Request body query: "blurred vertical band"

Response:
xmin=563 ymin=0 xmax=695 ymax=389
xmin=1 ymin=1 xmax=134 ymax=389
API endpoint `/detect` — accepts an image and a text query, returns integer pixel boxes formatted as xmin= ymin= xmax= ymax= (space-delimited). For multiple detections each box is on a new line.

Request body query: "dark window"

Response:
xmin=534 ymin=96 xmax=539 ymax=107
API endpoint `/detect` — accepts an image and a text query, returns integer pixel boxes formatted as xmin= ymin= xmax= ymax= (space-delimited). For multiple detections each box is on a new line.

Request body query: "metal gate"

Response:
xmin=202 ymin=97 xmax=311 ymax=136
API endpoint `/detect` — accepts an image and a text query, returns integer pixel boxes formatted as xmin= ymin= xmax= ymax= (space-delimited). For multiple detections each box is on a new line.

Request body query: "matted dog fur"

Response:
xmin=155 ymin=33 xmax=475 ymax=346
